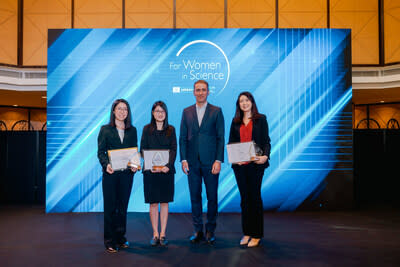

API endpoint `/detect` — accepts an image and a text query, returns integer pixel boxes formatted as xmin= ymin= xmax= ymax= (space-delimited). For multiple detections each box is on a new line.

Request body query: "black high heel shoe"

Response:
xmin=150 ymin=236 xmax=160 ymax=246
xmin=159 ymin=236 xmax=168 ymax=246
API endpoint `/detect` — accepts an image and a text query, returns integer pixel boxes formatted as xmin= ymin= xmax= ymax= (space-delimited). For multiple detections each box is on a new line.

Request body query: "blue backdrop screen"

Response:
xmin=46 ymin=28 xmax=352 ymax=213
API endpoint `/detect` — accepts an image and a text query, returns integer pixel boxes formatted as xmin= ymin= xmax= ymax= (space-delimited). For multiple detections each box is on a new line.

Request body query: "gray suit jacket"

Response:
xmin=179 ymin=103 xmax=225 ymax=166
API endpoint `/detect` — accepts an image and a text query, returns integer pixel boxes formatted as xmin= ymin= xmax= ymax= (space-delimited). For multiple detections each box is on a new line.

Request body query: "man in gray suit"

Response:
xmin=179 ymin=80 xmax=225 ymax=244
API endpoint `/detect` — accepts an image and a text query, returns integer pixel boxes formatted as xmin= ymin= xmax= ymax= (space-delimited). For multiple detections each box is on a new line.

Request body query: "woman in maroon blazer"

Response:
xmin=228 ymin=91 xmax=271 ymax=248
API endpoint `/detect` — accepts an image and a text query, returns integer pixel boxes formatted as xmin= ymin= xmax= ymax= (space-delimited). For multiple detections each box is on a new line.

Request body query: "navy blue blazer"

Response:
xmin=179 ymin=103 xmax=225 ymax=166
xmin=228 ymin=114 xmax=271 ymax=169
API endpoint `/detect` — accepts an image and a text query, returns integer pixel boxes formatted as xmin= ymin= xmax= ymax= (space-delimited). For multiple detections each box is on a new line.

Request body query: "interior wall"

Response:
xmin=279 ymin=0 xmax=327 ymax=28
xmin=354 ymin=103 xmax=400 ymax=129
xmin=330 ymin=0 xmax=379 ymax=65
xmin=227 ymin=0 xmax=275 ymax=28
xmin=125 ymin=0 xmax=173 ymax=28
xmin=1 ymin=0 xmax=397 ymax=66
xmin=74 ymin=0 xmax=122 ymax=28
xmin=0 ymin=0 xmax=18 ymax=65
xmin=384 ymin=0 xmax=400 ymax=64
xmin=176 ymin=0 xmax=224 ymax=28
xmin=23 ymin=0 xmax=71 ymax=66
xmin=0 ymin=107 xmax=46 ymax=131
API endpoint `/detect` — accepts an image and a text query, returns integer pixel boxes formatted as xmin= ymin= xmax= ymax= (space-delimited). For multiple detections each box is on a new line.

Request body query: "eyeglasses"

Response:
xmin=154 ymin=110 xmax=165 ymax=114
xmin=116 ymin=107 xmax=128 ymax=112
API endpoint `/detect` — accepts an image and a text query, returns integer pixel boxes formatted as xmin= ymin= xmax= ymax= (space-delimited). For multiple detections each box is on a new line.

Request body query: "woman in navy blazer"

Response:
xmin=228 ymin=91 xmax=271 ymax=248
xmin=97 ymin=99 xmax=138 ymax=253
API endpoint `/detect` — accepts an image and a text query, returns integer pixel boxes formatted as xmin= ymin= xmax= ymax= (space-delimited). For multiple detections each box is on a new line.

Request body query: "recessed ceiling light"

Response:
xmin=380 ymin=100 xmax=385 ymax=103
xmin=13 ymin=104 xmax=18 ymax=107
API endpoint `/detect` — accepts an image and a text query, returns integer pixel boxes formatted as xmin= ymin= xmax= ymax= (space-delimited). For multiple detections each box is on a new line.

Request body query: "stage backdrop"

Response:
xmin=46 ymin=29 xmax=352 ymax=213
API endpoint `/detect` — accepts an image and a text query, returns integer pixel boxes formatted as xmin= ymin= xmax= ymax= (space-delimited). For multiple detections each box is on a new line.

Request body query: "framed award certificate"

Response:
xmin=226 ymin=141 xmax=257 ymax=164
xmin=107 ymin=147 xmax=141 ymax=171
xmin=142 ymin=150 xmax=169 ymax=171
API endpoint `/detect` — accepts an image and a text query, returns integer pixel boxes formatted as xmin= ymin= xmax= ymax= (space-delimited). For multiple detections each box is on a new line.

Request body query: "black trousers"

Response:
xmin=188 ymin=164 xmax=219 ymax=233
xmin=102 ymin=170 xmax=134 ymax=246
xmin=233 ymin=163 xmax=265 ymax=238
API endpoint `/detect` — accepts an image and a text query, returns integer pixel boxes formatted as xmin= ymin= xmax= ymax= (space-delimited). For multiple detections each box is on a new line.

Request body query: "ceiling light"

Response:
xmin=42 ymin=96 xmax=47 ymax=99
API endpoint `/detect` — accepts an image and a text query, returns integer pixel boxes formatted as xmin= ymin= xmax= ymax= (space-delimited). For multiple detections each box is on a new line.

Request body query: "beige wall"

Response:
xmin=228 ymin=0 xmax=275 ymax=28
xmin=176 ymin=0 xmax=224 ymax=28
xmin=0 ymin=0 xmax=18 ymax=65
xmin=23 ymin=0 xmax=71 ymax=66
xmin=125 ymin=0 xmax=173 ymax=28
xmin=0 ymin=0 xmax=398 ymax=66
xmin=279 ymin=0 xmax=327 ymax=28
xmin=74 ymin=0 xmax=122 ymax=28
xmin=384 ymin=0 xmax=400 ymax=64
xmin=330 ymin=0 xmax=379 ymax=65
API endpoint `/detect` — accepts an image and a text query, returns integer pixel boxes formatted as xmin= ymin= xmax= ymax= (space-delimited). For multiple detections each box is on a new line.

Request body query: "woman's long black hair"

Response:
xmin=149 ymin=101 xmax=172 ymax=135
xmin=108 ymin=99 xmax=133 ymax=129
xmin=233 ymin=91 xmax=262 ymax=123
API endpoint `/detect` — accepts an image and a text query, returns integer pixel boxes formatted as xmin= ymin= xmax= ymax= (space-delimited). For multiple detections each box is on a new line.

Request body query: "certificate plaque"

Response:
xmin=142 ymin=150 xmax=169 ymax=171
xmin=107 ymin=147 xmax=141 ymax=171
xmin=226 ymin=141 xmax=258 ymax=164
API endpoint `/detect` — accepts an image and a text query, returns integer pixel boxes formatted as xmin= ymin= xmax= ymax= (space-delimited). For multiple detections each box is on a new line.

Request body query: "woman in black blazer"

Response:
xmin=97 ymin=99 xmax=138 ymax=253
xmin=228 ymin=91 xmax=271 ymax=248
xmin=140 ymin=101 xmax=177 ymax=246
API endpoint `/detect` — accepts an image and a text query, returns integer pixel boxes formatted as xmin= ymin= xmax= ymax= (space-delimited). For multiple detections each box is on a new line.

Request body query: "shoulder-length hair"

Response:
xmin=149 ymin=101 xmax=173 ymax=135
xmin=233 ymin=91 xmax=262 ymax=123
xmin=108 ymin=99 xmax=133 ymax=129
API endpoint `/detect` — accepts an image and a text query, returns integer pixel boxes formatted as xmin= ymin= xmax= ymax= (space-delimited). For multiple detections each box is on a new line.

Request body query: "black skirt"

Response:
xmin=143 ymin=172 xmax=174 ymax=204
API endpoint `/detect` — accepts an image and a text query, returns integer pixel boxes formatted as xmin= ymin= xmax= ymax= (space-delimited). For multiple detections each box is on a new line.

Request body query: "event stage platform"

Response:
xmin=1 ymin=206 xmax=399 ymax=266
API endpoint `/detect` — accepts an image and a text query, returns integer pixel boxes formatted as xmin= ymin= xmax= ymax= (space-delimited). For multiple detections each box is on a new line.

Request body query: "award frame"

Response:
xmin=226 ymin=141 xmax=259 ymax=164
xmin=107 ymin=147 xmax=141 ymax=171
xmin=142 ymin=149 xmax=169 ymax=171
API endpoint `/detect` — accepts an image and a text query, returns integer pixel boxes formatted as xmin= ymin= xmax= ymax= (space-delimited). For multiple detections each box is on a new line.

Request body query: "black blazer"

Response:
xmin=228 ymin=114 xmax=271 ymax=169
xmin=97 ymin=124 xmax=138 ymax=172
xmin=179 ymin=103 xmax=225 ymax=166
xmin=140 ymin=124 xmax=177 ymax=173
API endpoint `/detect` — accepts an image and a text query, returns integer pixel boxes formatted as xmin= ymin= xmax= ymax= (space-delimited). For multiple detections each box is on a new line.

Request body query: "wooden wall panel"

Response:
xmin=0 ymin=0 xmax=397 ymax=67
xmin=23 ymin=0 xmax=71 ymax=66
xmin=176 ymin=0 xmax=224 ymax=28
xmin=125 ymin=0 xmax=173 ymax=28
xmin=354 ymin=105 xmax=367 ymax=128
xmin=0 ymin=107 xmax=28 ymax=130
xmin=0 ymin=107 xmax=46 ymax=131
xmin=0 ymin=0 xmax=18 ymax=65
xmin=228 ymin=0 xmax=275 ymax=28
xmin=330 ymin=0 xmax=379 ymax=65
xmin=384 ymin=0 xmax=400 ymax=64
xmin=30 ymin=108 xmax=47 ymax=130
xmin=279 ymin=0 xmax=327 ymax=28
xmin=74 ymin=0 xmax=122 ymax=28
xmin=354 ymin=104 xmax=400 ymax=129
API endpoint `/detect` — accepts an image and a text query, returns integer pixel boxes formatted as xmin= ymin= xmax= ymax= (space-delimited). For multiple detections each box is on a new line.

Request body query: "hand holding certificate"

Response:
xmin=227 ymin=141 xmax=261 ymax=164
xmin=107 ymin=147 xmax=141 ymax=171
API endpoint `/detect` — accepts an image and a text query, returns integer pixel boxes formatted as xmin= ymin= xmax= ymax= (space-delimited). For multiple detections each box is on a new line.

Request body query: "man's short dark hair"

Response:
xmin=194 ymin=80 xmax=209 ymax=90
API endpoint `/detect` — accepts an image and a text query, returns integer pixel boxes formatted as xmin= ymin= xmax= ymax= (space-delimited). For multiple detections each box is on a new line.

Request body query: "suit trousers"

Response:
xmin=188 ymin=164 xmax=219 ymax=233
xmin=233 ymin=163 xmax=265 ymax=238
xmin=102 ymin=170 xmax=134 ymax=246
